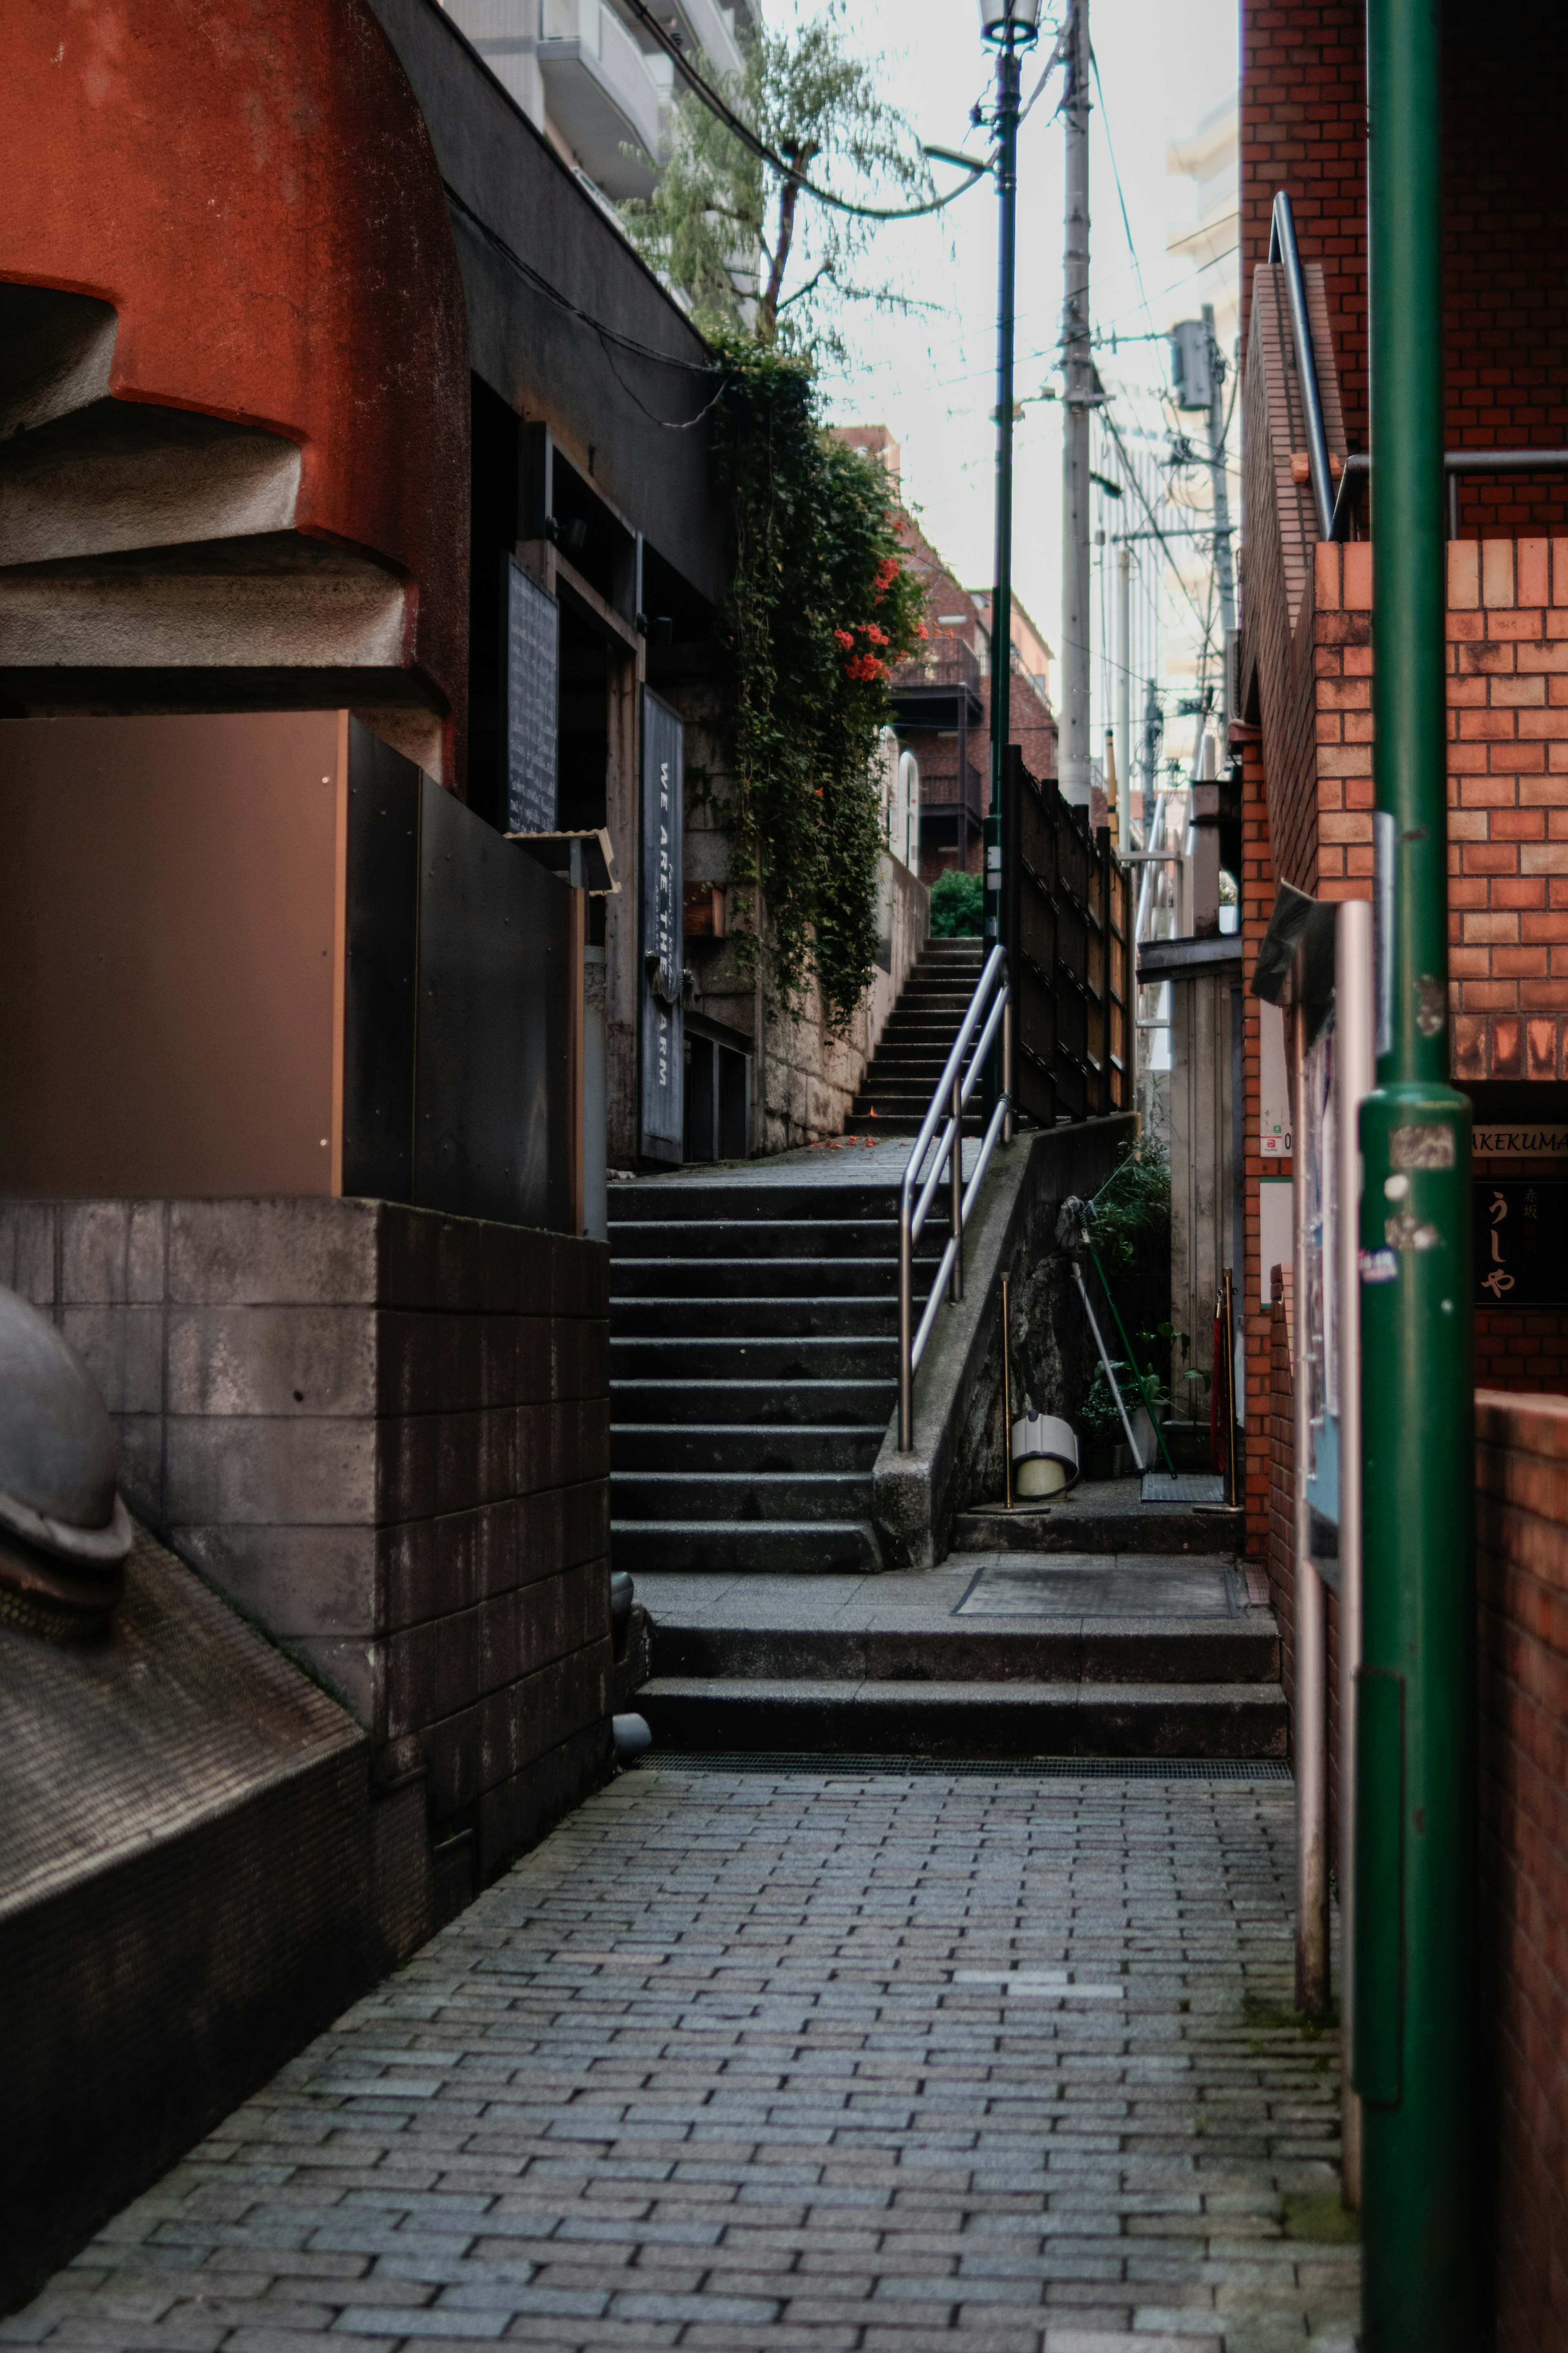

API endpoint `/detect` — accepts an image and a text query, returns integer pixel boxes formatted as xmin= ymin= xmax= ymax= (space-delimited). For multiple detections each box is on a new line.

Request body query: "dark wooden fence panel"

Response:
xmin=1002 ymin=747 xmax=1131 ymax=1127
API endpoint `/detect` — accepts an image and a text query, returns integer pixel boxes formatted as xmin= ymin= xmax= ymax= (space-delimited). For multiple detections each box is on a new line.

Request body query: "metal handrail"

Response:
xmin=1269 ymin=190 xmax=1336 ymax=542
xmin=1271 ymin=188 xmax=1568 ymax=544
xmin=896 ymin=944 xmax=1013 ymax=1451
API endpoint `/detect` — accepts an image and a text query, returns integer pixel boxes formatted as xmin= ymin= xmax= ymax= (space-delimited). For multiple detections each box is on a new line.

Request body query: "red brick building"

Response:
xmin=833 ymin=427 xmax=1059 ymax=879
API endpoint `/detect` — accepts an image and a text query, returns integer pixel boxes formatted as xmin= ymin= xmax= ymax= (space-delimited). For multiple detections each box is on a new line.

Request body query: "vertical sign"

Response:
xmin=504 ymin=556 xmax=559 ymax=836
xmin=640 ymin=689 xmax=684 ymax=1159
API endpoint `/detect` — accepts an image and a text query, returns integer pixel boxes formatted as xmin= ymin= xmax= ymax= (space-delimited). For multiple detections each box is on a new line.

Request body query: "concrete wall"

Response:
xmin=1170 ymin=968 xmax=1238 ymax=1386
xmin=370 ymin=0 xmax=726 ymax=610
xmin=0 ymin=1194 xmax=613 ymax=1900
xmin=754 ymin=852 xmax=930 ymax=1153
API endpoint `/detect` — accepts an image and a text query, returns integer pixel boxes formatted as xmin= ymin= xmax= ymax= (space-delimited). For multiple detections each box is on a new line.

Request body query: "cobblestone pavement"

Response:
xmin=6 ymin=1764 xmax=1358 ymax=2353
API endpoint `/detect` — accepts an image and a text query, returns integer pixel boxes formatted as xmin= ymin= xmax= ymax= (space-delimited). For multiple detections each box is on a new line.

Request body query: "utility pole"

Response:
xmin=1202 ymin=300 xmax=1237 ymax=727
xmin=1356 ymin=1 xmax=1476 ymax=2345
xmin=1058 ymin=0 xmax=1092 ymax=810
xmin=981 ymin=13 xmax=1027 ymax=961
xmin=1116 ymin=543 xmax=1132 ymax=846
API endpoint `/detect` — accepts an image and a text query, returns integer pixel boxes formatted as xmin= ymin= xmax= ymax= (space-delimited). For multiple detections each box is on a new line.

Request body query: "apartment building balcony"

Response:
xmin=608 ymin=0 xmax=745 ymax=79
xmin=540 ymin=0 xmax=663 ymax=198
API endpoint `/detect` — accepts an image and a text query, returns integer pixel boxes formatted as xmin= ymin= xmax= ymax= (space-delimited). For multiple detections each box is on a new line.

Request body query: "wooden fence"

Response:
xmin=1001 ymin=747 xmax=1132 ymax=1126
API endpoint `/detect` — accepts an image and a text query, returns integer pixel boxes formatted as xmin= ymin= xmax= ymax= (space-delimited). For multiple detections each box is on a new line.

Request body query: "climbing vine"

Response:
xmin=711 ymin=337 xmax=926 ymax=1028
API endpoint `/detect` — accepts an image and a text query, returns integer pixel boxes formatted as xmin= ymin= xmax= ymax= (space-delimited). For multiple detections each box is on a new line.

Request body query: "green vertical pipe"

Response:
xmin=1356 ymin=2 xmax=1476 ymax=2346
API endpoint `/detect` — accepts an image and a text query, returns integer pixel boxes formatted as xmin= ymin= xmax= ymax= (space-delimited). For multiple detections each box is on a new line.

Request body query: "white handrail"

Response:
xmin=897 ymin=945 xmax=1013 ymax=1450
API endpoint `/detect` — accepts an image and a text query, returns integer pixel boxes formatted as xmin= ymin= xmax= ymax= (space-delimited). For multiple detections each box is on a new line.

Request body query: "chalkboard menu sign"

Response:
xmin=1474 ymin=1180 xmax=1568 ymax=1307
xmin=640 ymin=689 xmax=684 ymax=1160
xmin=504 ymin=557 xmax=559 ymax=836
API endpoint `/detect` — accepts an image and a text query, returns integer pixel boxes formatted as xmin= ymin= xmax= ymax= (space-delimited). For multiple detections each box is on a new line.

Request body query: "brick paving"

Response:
xmin=5 ymin=1764 xmax=1357 ymax=2353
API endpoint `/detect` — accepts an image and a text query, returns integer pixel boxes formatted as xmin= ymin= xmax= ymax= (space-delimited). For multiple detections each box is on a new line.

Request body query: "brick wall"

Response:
xmin=1239 ymin=730 xmax=1273 ymax=1555
xmin=1473 ymin=1392 xmax=1568 ymax=2349
xmin=1242 ymin=0 xmax=1568 ymax=530
xmin=0 ymin=1194 xmax=614 ymax=1900
xmin=1242 ymin=538 xmax=1568 ymax=1565
xmin=1241 ymin=0 xmax=1367 ymax=444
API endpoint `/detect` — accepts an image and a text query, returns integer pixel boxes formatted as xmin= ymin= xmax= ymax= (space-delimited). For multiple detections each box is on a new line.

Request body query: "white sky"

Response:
xmin=773 ymin=0 xmax=1241 ymax=703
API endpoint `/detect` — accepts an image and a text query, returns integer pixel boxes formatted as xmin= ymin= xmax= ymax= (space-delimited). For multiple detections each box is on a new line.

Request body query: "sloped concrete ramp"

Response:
xmin=0 ymin=1525 xmax=425 ymax=2311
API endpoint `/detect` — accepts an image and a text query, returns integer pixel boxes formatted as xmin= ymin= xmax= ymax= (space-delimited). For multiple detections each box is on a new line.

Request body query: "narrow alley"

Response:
xmin=5 ymin=1760 xmax=1355 ymax=2353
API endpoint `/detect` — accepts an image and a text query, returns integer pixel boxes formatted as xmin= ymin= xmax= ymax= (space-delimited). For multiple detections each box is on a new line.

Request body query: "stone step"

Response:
xmin=637 ymin=1676 xmax=1289 ymax=1759
xmin=951 ymin=1499 xmax=1248 ymax=1557
xmin=611 ymin=1295 xmax=902 ymax=1339
xmin=609 ymin=1218 xmax=940 ymax=1260
xmin=608 ymin=1182 xmax=903 ymax=1225
xmin=611 ymin=1521 xmax=884 ymax=1574
xmin=650 ymin=1612 xmax=1278 ymax=1686
xmin=611 ymin=1376 xmax=894 ymax=1425
xmin=610 ymin=1333 xmax=899 ymax=1381
xmin=611 ymin=1256 xmax=921 ymax=1300
xmin=613 ymin=1469 xmax=874 ymax=1524
xmin=612 ymin=1423 xmax=886 ymax=1474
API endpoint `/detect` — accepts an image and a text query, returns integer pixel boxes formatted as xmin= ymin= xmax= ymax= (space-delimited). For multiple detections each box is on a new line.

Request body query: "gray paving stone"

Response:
xmin=14 ymin=1767 xmax=1353 ymax=2351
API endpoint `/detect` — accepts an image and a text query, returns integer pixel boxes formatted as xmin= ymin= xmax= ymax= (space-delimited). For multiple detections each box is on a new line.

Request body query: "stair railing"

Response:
xmin=897 ymin=944 xmax=1013 ymax=1451
xmin=1268 ymin=190 xmax=1337 ymax=543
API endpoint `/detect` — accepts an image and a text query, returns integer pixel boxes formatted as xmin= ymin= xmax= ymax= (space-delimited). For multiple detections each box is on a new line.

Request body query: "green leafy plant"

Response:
xmin=620 ymin=3 xmax=934 ymax=363
xmin=1081 ymin=1358 xmax=1168 ymax=1442
xmin=1089 ymin=1137 xmax=1172 ymax=1274
xmin=929 ymin=869 xmax=983 ymax=937
xmin=711 ymin=339 xmax=926 ymax=1025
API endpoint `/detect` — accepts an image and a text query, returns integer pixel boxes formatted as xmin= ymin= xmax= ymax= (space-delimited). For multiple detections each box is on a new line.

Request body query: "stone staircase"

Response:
xmin=608 ymin=1176 xmax=944 ymax=1577
xmin=844 ymin=934 xmax=987 ymax=1135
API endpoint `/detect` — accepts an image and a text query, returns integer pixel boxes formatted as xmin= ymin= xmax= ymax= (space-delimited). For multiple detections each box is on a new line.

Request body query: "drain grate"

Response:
xmin=633 ymin=1751 xmax=1292 ymax=1782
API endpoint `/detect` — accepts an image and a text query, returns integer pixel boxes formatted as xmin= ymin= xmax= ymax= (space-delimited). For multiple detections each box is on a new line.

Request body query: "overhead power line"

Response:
xmin=619 ymin=0 xmax=987 ymax=221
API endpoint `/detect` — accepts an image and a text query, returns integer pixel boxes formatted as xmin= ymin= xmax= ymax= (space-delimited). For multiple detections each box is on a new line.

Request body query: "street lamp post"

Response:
xmin=975 ymin=0 xmax=1039 ymax=1102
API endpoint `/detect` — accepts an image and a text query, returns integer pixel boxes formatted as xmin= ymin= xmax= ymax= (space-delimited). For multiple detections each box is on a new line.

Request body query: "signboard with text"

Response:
xmin=504 ymin=557 xmax=559 ymax=837
xmin=639 ymin=689 xmax=684 ymax=1161
xmin=1474 ymin=1180 xmax=1568 ymax=1307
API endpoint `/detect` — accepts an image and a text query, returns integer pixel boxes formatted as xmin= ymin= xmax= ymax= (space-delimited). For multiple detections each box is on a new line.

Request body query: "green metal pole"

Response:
xmin=1356 ymin=2 xmax=1476 ymax=2344
xmin=982 ymin=24 xmax=1022 ymax=1115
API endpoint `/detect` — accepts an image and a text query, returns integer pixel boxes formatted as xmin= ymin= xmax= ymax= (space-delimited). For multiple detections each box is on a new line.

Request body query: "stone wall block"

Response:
xmin=480 ymin=1314 xmax=521 ymax=1409
xmin=112 ymin=1415 xmax=165 ymax=1527
xmin=472 ymin=1497 xmax=521 ymax=1603
xmin=517 ymin=1318 xmax=555 ymax=1404
xmin=384 ymin=1516 xmax=439 ymax=1633
xmin=165 ymin=1305 xmax=377 ymax=1418
xmin=435 ymin=1311 xmax=484 ymax=1413
xmin=62 ymin=1305 xmax=163 ymax=1416
xmin=376 ymin=1309 xmax=439 ymax=1418
xmin=435 ymin=1215 xmax=492 ymax=1314
xmin=59 ymin=1200 xmax=167 ymax=1305
xmin=434 ymin=1408 xmax=481 ymax=1518
xmin=518 ymin=1485 xmax=566 ymax=1582
xmin=0 ymin=1202 xmax=58 ymax=1303
xmin=374 ymin=1410 xmax=437 ymax=1525
xmin=176 ymin=1523 xmax=379 ymax=1641
xmin=515 ymin=1401 xmax=554 ymax=1494
xmin=430 ymin=1501 xmax=481 ymax=1621
xmin=169 ymin=1198 xmax=381 ymax=1306
xmin=378 ymin=1204 xmax=439 ymax=1311
xmin=516 ymin=1227 xmax=555 ymax=1316
xmin=165 ymin=1414 xmax=378 ymax=1527
xmin=477 ymin=1588 xmax=521 ymax=1695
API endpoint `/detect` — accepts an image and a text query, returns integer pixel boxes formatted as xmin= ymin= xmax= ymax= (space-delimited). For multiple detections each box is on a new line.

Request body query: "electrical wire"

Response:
xmin=445 ymin=181 xmax=720 ymax=374
xmin=619 ymin=0 xmax=988 ymax=221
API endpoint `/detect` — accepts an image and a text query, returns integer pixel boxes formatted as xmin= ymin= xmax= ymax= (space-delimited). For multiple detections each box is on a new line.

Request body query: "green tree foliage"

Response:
xmin=713 ymin=341 xmax=927 ymax=1026
xmin=929 ymin=869 xmax=984 ymax=937
xmin=620 ymin=2 xmax=933 ymax=363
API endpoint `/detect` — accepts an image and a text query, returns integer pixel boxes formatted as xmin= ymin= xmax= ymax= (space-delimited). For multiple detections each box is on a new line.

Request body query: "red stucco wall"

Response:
xmin=2 ymin=0 xmax=468 ymax=722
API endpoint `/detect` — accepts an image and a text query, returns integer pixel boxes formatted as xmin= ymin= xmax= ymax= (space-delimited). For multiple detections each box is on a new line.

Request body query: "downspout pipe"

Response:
xmin=1355 ymin=3 xmax=1477 ymax=2346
